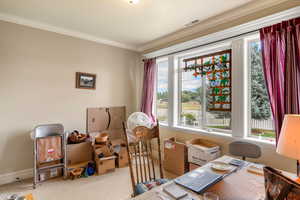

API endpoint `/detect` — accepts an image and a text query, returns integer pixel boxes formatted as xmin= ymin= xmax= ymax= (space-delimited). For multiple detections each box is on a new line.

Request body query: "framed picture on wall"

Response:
xmin=76 ymin=72 xmax=96 ymax=90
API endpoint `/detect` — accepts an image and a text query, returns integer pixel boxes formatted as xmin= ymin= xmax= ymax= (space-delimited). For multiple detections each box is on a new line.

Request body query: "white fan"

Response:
xmin=127 ymin=112 xmax=152 ymax=131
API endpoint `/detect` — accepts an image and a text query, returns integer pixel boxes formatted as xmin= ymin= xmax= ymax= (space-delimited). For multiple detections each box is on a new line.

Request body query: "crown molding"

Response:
xmin=140 ymin=0 xmax=300 ymax=53
xmin=0 ymin=12 xmax=139 ymax=52
xmin=143 ymin=5 xmax=300 ymax=58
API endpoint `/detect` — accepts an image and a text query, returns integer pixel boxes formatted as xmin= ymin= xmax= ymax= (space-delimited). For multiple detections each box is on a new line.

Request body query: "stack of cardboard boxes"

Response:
xmin=65 ymin=106 xmax=129 ymax=179
xmin=93 ymin=141 xmax=116 ymax=175
xmin=66 ymin=140 xmax=93 ymax=177
xmin=87 ymin=106 xmax=129 ymax=175
xmin=163 ymin=137 xmax=221 ymax=174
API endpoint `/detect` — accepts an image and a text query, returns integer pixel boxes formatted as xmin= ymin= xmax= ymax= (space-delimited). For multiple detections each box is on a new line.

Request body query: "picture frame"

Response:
xmin=76 ymin=72 xmax=96 ymax=90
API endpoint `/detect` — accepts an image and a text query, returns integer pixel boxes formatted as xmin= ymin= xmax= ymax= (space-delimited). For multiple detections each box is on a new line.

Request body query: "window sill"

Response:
xmin=159 ymin=124 xmax=275 ymax=147
xmin=244 ymin=136 xmax=275 ymax=146
xmin=160 ymin=124 xmax=233 ymax=139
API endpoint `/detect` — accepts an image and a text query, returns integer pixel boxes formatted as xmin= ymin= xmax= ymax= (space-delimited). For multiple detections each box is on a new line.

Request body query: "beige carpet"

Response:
xmin=0 ymin=167 xmax=176 ymax=200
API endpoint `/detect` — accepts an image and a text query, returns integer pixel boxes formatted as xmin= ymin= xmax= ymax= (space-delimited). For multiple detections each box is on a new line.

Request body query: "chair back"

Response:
xmin=122 ymin=122 xmax=164 ymax=197
xmin=229 ymin=141 xmax=261 ymax=160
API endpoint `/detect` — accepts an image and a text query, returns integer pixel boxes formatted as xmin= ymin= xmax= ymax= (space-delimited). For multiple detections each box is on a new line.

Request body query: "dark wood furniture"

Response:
xmin=130 ymin=155 xmax=298 ymax=200
xmin=122 ymin=122 xmax=164 ymax=197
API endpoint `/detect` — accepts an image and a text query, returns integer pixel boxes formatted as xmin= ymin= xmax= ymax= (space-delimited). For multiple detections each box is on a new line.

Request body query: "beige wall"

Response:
xmin=141 ymin=0 xmax=300 ymax=53
xmin=0 ymin=20 xmax=140 ymax=175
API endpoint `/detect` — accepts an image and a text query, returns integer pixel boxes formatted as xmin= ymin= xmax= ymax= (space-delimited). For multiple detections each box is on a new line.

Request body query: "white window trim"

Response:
xmin=155 ymin=57 xmax=169 ymax=126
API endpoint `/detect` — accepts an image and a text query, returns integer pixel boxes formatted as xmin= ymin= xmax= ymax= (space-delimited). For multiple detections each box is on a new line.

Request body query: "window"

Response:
xmin=177 ymin=50 xmax=232 ymax=132
xmin=248 ymin=39 xmax=275 ymax=142
xmin=179 ymin=64 xmax=202 ymax=128
xmin=152 ymin=33 xmax=276 ymax=144
xmin=156 ymin=59 xmax=169 ymax=124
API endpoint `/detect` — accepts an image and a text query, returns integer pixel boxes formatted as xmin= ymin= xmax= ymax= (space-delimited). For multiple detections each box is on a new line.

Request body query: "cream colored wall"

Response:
xmin=141 ymin=0 xmax=300 ymax=53
xmin=0 ymin=20 xmax=140 ymax=175
xmin=159 ymin=127 xmax=296 ymax=173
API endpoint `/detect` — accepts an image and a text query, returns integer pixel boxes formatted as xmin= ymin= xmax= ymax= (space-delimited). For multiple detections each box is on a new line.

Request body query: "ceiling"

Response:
xmin=0 ymin=0 xmax=253 ymax=50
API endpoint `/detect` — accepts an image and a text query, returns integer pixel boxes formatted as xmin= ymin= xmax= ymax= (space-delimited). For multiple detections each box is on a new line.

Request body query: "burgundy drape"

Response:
xmin=141 ymin=58 xmax=157 ymax=123
xmin=260 ymin=17 xmax=300 ymax=144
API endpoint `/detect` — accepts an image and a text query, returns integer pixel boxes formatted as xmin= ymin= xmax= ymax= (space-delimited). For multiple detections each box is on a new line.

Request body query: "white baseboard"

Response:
xmin=0 ymin=169 xmax=33 ymax=186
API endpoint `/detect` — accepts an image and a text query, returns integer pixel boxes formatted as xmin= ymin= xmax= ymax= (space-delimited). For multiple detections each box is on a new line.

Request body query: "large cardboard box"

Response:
xmin=67 ymin=141 xmax=93 ymax=165
xmin=163 ymin=137 xmax=188 ymax=175
xmin=95 ymin=156 xmax=116 ymax=175
xmin=86 ymin=106 xmax=126 ymax=140
xmin=186 ymin=138 xmax=220 ymax=166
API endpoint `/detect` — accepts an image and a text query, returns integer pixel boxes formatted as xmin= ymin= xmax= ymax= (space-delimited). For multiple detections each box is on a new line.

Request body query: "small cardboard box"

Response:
xmin=66 ymin=161 xmax=89 ymax=178
xmin=39 ymin=168 xmax=63 ymax=182
xmin=67 ymin=141 xmax=93 ymax=165
xmin=186 ymin=138 xmax=220 ymax=166
xmin=95 ymin=156 xmax=116 ymax=175
xmin=114 ymin=145 xmax=129 ymax=168
xmin=189 ymin=162 xmax=201 ymax=171
xmin=163 ymin=137 xmax=188 ymax=175
xmin=94 ymin=145 xmax=113 ymax=157
xmin=111 ymin=139 xmax=128 ymax=168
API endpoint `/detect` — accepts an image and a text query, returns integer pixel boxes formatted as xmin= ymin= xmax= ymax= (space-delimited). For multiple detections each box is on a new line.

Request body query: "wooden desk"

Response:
xmin=130 ymin=156 xmax=296 ymax=200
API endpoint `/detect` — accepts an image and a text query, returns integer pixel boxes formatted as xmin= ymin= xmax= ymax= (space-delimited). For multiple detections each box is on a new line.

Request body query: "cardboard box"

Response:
xmin=163 ymin=137 xmax=188 ymax=175
xmin=94 ymin=145 xmax=113 ymax=157
xmin=67 ymin=141 xmax=93 ymax=165
xmin=95 ymin=156 xmax=116 ymax=175
xmin=86 ymin=106 xmax=126 ymax=140
xmin=114 ymin=145 xmax=129 ymax=168
xmin=189 ymin=162 xmax=201 ymax=171
xmin=66 ymin=161 xmax=89 ymax=178
xmin=186 ymin=138 xmax=220 ymax=166
xmin=111 ymin=139 xmax=128 ymax=168
xmin=39 ymin=168 xmax=63 ymax=182
xmin=37 ymin=136 xmax=62 ymax=163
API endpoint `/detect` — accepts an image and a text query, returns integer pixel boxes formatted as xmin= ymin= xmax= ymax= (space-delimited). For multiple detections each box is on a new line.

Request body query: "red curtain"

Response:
xmin=260 ymin=17 xmax=300 ymax=144
xmin=141 ymin=58 xmax=157 ymax=123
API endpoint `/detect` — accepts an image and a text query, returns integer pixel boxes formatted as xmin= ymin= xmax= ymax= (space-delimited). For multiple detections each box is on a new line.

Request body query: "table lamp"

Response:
xmin=276 ymin=114 xmax=300 ymax=177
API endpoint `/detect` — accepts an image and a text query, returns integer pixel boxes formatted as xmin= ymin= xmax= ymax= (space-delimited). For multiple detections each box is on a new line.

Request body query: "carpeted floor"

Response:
xmin=0 ymin=167 xmax=176 ymax=200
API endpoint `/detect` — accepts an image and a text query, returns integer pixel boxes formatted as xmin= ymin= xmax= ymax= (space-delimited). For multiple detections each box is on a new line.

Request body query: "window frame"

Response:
xmin=155 ymin=57 xmax=169 ymax=126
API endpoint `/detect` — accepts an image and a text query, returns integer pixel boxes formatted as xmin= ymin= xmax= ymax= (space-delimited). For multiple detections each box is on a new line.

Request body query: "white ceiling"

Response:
xmin=0 ymin=0 xmax=253 ymax=50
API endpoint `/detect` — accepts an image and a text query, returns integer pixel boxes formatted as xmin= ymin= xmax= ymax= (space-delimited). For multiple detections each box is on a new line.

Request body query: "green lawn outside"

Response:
xmin=158 ymin=102 xmax=201 ymax=110
xmin=158 ymin=102 xmax=275 ymax=140
xmin=251 ymin=128 xmax=275 ymax=138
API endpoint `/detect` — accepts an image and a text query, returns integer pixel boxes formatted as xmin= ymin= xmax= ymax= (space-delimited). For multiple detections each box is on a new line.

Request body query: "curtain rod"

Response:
xmin=143 ymin=29 xmax=259 ymax=61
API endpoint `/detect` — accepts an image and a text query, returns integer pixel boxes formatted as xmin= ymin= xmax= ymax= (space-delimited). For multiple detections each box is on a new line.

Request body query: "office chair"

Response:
xmin=229 ymin=141 xmax=261 ymax=160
